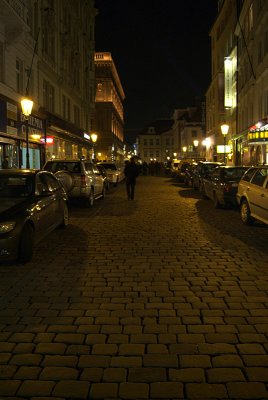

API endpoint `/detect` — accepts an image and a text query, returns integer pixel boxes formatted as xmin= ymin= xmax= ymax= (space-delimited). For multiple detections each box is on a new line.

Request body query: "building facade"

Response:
xmin=0 ymin=0 xmax=96 ymax=169
xmin=206 ymin=0 xmax=268 ymax=166
xmin=94 ymin=52 xmax=125 ymax=163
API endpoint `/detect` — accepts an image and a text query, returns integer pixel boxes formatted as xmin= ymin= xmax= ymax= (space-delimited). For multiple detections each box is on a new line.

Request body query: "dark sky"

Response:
xmin=94 ymin=0 xmax=218 ymax=140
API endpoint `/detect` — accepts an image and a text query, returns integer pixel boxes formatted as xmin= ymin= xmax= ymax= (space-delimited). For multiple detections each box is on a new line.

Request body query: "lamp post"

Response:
xmin=193 ymin=140 xmax=199 ymax=159
xmin=91 ymin=133 xmax=98 ymax=161
xmin=220 ymin=124 xmax=229 ymax=164
xmin=21 ymin=97 xmax=34 ymax=169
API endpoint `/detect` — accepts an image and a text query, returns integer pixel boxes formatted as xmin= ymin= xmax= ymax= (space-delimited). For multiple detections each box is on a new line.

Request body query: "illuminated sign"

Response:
xmin=84 ymin=133 xmax=90 ymax=140
xmin=224 ymin=58 xmax=232 ymax=108
xmin=217 ymin=145 xmax=231 ymax=154
xmin=40 ymin=136 xmax=54 ymax=144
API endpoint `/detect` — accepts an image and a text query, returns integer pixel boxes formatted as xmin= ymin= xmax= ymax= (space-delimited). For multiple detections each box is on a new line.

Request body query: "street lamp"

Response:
xmin=91 ymin=133 xmax=98 ymax=161
xmin=21 ymin=97 xmax=34 ymax=169
xmin=193 ymin=140 xmax=199 ymax=159
xmin=220 ymin=124 xmax=229 ymax=164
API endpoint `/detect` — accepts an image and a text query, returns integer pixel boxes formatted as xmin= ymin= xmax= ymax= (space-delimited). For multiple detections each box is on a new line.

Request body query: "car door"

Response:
xmin=92 ymin=165 xmax=103 ymax=195
xmin=33 ymin=172 xmax=56 ymax=239
xmin=249 ymin=168 xmax=268 ymax=222
xmin=41 ymin=172 xmax=64 ymax=227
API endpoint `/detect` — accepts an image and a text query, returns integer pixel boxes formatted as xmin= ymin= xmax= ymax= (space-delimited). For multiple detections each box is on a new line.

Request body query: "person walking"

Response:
xmin=1 ymin=156 xmax=9 ymax=169
xmin=124 ymin=157 xmax=139 ymax=200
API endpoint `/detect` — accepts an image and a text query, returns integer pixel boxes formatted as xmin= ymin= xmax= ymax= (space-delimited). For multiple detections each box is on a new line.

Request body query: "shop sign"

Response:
xmin=0 ymin=100 xmax=18 ymax=135
xmin=224 ymin=57 xmax=233 ymax=108
xmin=40 ymin=136 xmax=54 ymax=144
xmin=217 ymin=145 xmax=231 ymax=154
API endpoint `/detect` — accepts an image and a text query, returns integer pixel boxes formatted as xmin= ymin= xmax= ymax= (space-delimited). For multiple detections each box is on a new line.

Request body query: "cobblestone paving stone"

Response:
xmin=0 ymin=176 xmax=268 ymax=399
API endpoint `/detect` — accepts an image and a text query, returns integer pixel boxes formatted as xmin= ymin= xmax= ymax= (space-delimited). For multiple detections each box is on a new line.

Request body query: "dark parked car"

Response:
xmin=0 ymin=169 xmax=68 ymax=263
xmin=201 ymin=166 xmax=249 ymax=208
xmin=192 ymin=161 xmax=223 ymax=190
xmin=184 ymin=162 xmax=198 ymax=187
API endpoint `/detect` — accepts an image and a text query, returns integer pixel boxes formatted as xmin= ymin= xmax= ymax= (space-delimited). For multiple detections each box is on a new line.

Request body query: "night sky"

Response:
xmin=94 ymin=0 xmax=218 ymax=141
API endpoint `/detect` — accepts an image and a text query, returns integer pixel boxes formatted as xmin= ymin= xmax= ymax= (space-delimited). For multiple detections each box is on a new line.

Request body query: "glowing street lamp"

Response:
xmin=193 ymin=140 xmax=199 ymax=158
xmin=91 ymin=133 xmax=98 ymax=161
xmin=21 ymin=97 xmax=34 ymax=169
xmin=221 ymin=124 xmax=229 ymax=163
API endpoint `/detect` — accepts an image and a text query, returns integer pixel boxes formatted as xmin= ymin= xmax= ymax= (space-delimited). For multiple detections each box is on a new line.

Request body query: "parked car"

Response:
xmin=96 ymin=164 xmax=110 ymax=192
xmin=43 ymin=159 xmax=105 ymax=207
xmin=201 ymin=166 xmax=249 ymax=208
xmin=0 ymin=169 xmax=68 ymax=263
xmin=192 ymin=161 xmax=223 ymax=190
xmin=184 ymin=162 xmax=198 ymax=187
xmin=97 ymin=162 xmax=124 ymax=186
xmin=236 ymin=165 xmax=268 ymax=225
xmin=174 ymin=161 xmax=192 ymax=182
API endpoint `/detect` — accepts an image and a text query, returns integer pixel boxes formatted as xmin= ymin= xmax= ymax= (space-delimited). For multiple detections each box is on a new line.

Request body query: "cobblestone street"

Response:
xmin=0 ymin=176 xmax=268 ymax=399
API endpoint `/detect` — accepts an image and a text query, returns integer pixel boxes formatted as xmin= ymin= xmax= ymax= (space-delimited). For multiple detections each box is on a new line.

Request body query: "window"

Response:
xmin=156 ymin=138 xmax=159 ymax=145
xmin=16 ymin=58 xmax=23 ymax=94
xmin=251 ymin=168 xmax=268 ymax=187
xmin=242 ymin=168 xmax=257 ymax=182
xmin=144 ymin=151 xmax=147 ymax=157
xmin=43 ymin=80 xmax=55 ymax=112
xmin=192 ymin=130 xmax=197 ymax=137
xmin=149 ymin=139 xmax=153 ymax=146
xmin=166 ymin=138 xmax=170 ymax=145
xmin=74 ymin=105 xmax=80 ymax=127
xmin=143 ymin=139 xmax=147 ymax=145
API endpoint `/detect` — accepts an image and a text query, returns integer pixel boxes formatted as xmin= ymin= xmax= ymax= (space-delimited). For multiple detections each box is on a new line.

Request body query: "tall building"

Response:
xmin=94 ymin=52 xmax=125 ymax=162
xmin=0 ymin=0 xmax=96 ymax=169
xmin=206 ymin=0 xmax=268 ymax=166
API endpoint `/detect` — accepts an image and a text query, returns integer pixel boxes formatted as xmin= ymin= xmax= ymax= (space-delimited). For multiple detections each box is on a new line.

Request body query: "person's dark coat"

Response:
xmin=124 ymin=160 xmax=139 ymax=183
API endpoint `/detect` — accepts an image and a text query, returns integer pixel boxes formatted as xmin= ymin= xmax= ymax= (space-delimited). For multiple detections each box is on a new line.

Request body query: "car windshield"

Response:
xmin=99 ymin=163 xmax=116 ymax=170
xmin=45 ymin=162 xmax=81 ymax=173
xmin=223 ymin=167 xmax=248 ymax=179
xmin=203 ymin=164 xmax=219 ymax=173
xmin=0 ymin=174 xmax=35 ymax=198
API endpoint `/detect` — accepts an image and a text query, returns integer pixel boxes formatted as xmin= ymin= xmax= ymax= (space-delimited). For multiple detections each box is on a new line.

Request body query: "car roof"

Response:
xmin=0 ymin=169 xmax=40 ymax=175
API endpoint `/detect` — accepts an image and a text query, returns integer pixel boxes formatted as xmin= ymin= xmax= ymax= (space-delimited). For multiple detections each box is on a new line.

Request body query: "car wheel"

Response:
xmin=59 ymin=203 xmax=69 ymax=228
xmin=85 ymin=189 xmax=94 ymax=207
xmin=201 ymin=185 xmax=208 ymax=199
xmin=241 ymin=199 xmax=253 ymax=225
xmin=213 ymin=192 xmax=221 ymax=209
xmin=18 ymin=223 xmax=34 ymax=263
xmin=55 ymin=171 xmax=74 ymax=193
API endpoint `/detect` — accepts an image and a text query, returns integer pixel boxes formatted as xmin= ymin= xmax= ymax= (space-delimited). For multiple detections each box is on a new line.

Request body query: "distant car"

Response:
xmin=174 ymin=161 xmax=191 ymax=182
xmin=43 ymin=159 xmax=105 ymax=207
xmin=0 ymin=169 xmax=68 ymax=263
xmin=184 ymin=162 xmax=198 ymax=187
xmin=96 ymin=164 xmax=110 ymax=192
xmin=201 ymin=166 xmax=249 ymax=208
xmin=236 ymin=165 xmax=268 ymax=225
xmin=192 ymin=161 xmax=223 ymax=190
xmin=97 ymin=162 xmax=124 ymax=186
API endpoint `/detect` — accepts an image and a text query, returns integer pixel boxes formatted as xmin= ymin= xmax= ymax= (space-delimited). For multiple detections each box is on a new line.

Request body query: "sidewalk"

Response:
xmin=0 ymin=176 xmax=267 ymax=399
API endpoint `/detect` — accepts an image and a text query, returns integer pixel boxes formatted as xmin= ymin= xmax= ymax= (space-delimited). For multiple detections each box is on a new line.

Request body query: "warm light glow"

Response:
xmin=193 ymin=140 xmax=199 ymax=147
xmin=182 ymin=146 xmax=187 ymax=152
xmin=31 ymin=134 xmax=41 ymax=140
xmin=173 ymin=152 xmax=177 ymax=157
xmin=21 ymin=98 xmax=34 ymax=116
xmin=97 ymin=152 xmax=102 ymax=157
xmin=91 ymin=133 xmax=98 ymax=142
xmin=217 ymin=145 xmax=231 ymax=154
xmin=221 ymin=124 xmax=229 ymax=136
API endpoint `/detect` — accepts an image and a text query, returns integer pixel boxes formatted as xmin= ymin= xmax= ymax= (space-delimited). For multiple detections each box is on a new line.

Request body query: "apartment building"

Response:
xmin=94 ymin=52 xmax=125 ymax=162
xmin=0 ymin=0 xmax=96 ymax=169
xmin=206 ymin=0 xmax=268 ymax=166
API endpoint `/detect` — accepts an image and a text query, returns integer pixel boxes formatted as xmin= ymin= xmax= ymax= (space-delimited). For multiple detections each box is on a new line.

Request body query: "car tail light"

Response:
xmin=81 ymin=175 xmax=86 ymax=188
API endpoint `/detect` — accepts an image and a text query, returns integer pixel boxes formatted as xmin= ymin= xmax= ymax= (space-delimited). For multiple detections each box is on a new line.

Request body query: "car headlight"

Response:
xmin=0 ymin=222 xmax=16 ymax=233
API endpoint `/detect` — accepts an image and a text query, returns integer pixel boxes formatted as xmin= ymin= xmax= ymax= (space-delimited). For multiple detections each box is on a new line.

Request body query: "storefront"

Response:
xmin=248 ymin=121 xmax=268 ymax=165
xmin=0 ymin=97 xmax=45 ymax=169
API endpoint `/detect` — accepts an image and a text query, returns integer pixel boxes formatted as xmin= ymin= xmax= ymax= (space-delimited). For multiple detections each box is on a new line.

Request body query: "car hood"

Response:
xmin=0 ymin=198 xmax=32 ymax=219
